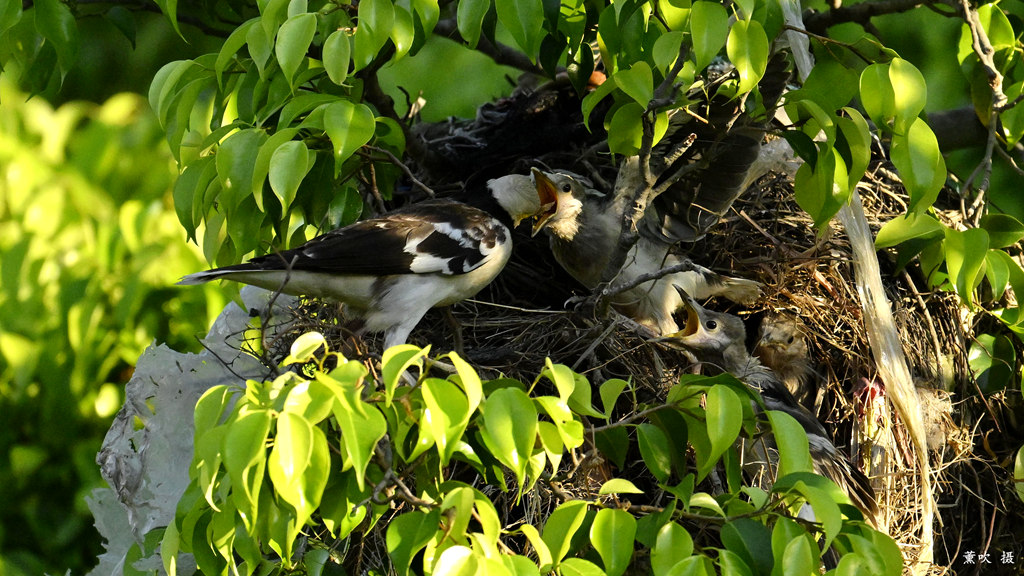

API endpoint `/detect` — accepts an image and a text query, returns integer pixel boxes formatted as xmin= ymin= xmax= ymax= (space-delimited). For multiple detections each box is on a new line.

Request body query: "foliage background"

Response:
xmin=0 ymin=0 xmax=1022 ymax=573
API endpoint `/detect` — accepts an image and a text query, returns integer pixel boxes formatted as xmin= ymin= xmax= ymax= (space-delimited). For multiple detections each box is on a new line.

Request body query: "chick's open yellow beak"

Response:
xmin=531 ymin=168 xmax=559 ymax=237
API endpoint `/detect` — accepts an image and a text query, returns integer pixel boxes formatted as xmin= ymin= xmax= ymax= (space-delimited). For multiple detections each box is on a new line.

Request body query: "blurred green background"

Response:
xmin=0 ymin=12 xmax=519 ymax=575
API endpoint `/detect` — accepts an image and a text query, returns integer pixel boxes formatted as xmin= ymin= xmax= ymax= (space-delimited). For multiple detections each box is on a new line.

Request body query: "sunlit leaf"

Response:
xmin=276 ymin=13 xmax=316 ymax=90
xmin=542 ymin=500 xmax=589 ymax=566
xmin=980 ymin=214 xmax=1024 ymax=248
xmin=720 ymin=518 xmax=771 ymax=576
xmin=875 ymin=212 xmax=944 ymax=248
xmin=859 ymin=62 xmax=895 ymax=127
xmin=969 ymin=333 xmax=1016 ymax=393
xmin=890 ymin=118 xmax=946 ymax=213
xmin=323 ymin=100 xmax=376 ymax=172
xmin=726 ymin=19 xmax=768 ymax=94
xmin=943 ymin=226 xmax=989 ymax=306
xmin=386 ymin=509 xmax=440 ymax=576
xmin=766 ymin=410 xmax=813 ymax=476
xmin=616 ymin=62 xmax=654 ymax=106
xmin=457 ymin=0 xmax=489 ymax=49
xmin=590 ymin=508 xmax=636 ymax=576
xmin=479 ymin=387 xmax=537 ymax=488
xmin=637 ymin=423 xmax=673 ymax=483
xmin=495 ymin=0 xmax=544 ymax=58
xmin=651 ymin=522 xmax=693 ymax=575
xmin=323 ymin=30 xmax=352 ymax=86
xmin=690 ymin=1 xmax=728 ymax=71
xmin=889 ymin=58 xmax=927 ymax=134
xmin=268 ymin=140 xmax=312 ymax=210
xmin=608 ymin=102 xmax=645 ymax=156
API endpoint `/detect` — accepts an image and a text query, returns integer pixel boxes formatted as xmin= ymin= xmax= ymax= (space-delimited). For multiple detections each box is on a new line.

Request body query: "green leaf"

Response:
xmin=651 ymin=522 xmax=693 ymax=576
xmin=608 ymin=102 xmax=645 ymax=156
xmin=653 ymin=30 xmax=685 ymax=74
xmin=246 ymin=18 xmax=273 ymax=77
xmin=35 ymin=0 xmax=80 ymax=79
xmin=944 ymin=227 xmax=989 ymax=306
xmin=836 ymin=108 xmax=871 ymax=190
xmin=616 ymin=62 xmax=654 ymax=106
xmin=980 ymin=214 xmax=1024 ymax=248
xmin=216 ymin=129 xmax=264 ymax=210
xmin=690 ymin=1 xmax=728 ymax=71
xmin=590 ymin=508 xmax=637 ymax=576
xmin=704 ymin=385 xmax=742 ymax=479
xmin=276 ymin=13 xmax=317 ymax=90
xmin=432 ymin=546 xmax=478 ymax=576
xmin=359 ymin=0 xmax=394 ymax=55
xmin=781 ymin=534 xmax=816 ymax=576
xmin=719 ymin=518 xmax=771 ymax=576
xmin=969 ymin=333 xmax=1016 ymax=393
xmin=598 ymin=478 xmax=644 ymax=495
xmin=875 ymin=212 xmax=944 ymax=248
xmin=480 ymin=387 xmax=538 ymax=488
xmin=889 ymin=58 xmax=927 ymax=134
xmin=637 ymin=423 xmax=673 ymax=483
xmin=726 ymin=19 xmax=768 ymax=95
xmin=282 ymin=331 xmax=325 ymax=365
xmin=268 ymin=412 xmax=314 ymax=515
xmin=457 ymin=0 xmax=489 ymax=49
xmin=542 ymin=358 xmax=578 ymax=402
xmin=766 ymin=410 xmax=813 ymax=477
xmin=0 ymin=0 xmax=23 ymax=39
xmin=1001 ymin=81 xmax=1024 ymax=146
xmin=520 ymin=524 xmax=554 ymax=571
xmin=382 ymin=344 xmax=428 ymax=405
xmin=890 ymin=118 xmax=946 ymax=213
xmin=215 ymin=18 xmax=257 ymax=89
xmin=859 ymin=63 xmax=895 ymax=128
xmin=323 ymin=100 xmax=376 ymax=172
xmin=599 ymin=378 xmax=628 ymax=419
xmin=323 ymin=366 xmax=386 ymax=490
xmin=416 ymin=377 xmax=469 ymax=463
xmin=386 ymin=509 xmax=441 ymax=576
xmin=390 ymin=5 xmax=415 ymax=59
xmin=495 ymin=0 xmax=544 ymax=58
xmin=559 ymin=557 xmax=606 ymax=576
xmin=594 ymin=425 xmax=630 ymax=469
xmin=268 ymin=140 xmax=312 ymax=211
xmin=542 ymin=500 xmax=589 ymax=566
xmin=1015 ymin=446 xmax=1024 ymax=503
xmin=223 ymin=409 xmax=271 ymax=512
xmin=985 ymin=249 xmax=1011 ymax=300
xmin=793 ymin=481 xmax=841 ymax=551
xmin=322 ymin=30 xmax=352 ymax=86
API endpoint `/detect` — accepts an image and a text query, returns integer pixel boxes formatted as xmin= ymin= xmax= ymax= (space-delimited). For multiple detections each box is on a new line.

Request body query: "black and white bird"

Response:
xmin=178 ymin=170 xmax=559 ymax=350
xmin=658 ymin=291 xmax=878 ymax=522
xmin=530 ymin=169 xmax=762 ymax=335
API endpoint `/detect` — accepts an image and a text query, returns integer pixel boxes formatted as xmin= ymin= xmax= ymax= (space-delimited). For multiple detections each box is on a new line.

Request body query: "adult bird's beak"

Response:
xmin=530 ymin=167 xmax=560 ymax=237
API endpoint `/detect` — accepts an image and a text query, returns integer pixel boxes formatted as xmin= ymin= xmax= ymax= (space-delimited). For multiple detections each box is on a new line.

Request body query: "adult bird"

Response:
xmin=178 ymin=169 xmax=559 ymax=350
xmin=658 ymin=290 xmax=878 ymax=522
xmin=754 ymin=312 xmax=816 ymax=410
xmin=530 ymin=169 xmax=761 ymax=335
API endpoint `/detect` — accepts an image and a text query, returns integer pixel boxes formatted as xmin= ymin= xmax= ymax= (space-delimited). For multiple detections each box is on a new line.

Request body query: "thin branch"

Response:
xmin=360 ymin=145 xmax=435 ymax=197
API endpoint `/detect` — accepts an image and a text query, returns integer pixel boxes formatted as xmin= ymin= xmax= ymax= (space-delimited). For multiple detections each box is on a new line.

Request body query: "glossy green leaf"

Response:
xmin=781 ymin=534 xmax=816 ymax=575
xmin=608 ymin=102 xmax=645 ymax=156
xmin=598 ymin=478 xmax=644 ymax=495
xmin=1001 ymin=82 xmax=1024 ymax=146
xmin=496 ymin=0 xmax=544 ymax=58
xmin=859 ymin=63 xmax=895 ymax=128
xmin=419 ymin=377 xmax=470 ymax=463
xmin=457 ymin=0 xmax=489 ymax=49
xmin=433 ymin=546 xmax=478 ymax=576
xmin=651 ymin=522 xmax=693 ymax=576
xmin=319 ymin=471 xmax=370 ymax=539
xmin=246 ymin=15 xmax=273 ymax=76
xmin=594 ymin=424 xmax=630 ymax=469
xmin=520 ymin=523 xmax=554 ymax=571
xmin=323 ymin=30 xmax=352 ymax=86
xmin=766 ymin=410 xmax=813 ymax=476
xmin=944 ymin=227 xmax=989 ymax=305
xmin=216 ymin=128 xmax=264 ymax=210
xmin=250 ymin=127 xmax=300 ymax=210
xmin=276 ymin=13 xmax=316 ymax=90
xmin=690 ymin=1 xmax=728 ymax=71
xmin=889 ymin=58 xmax=927 ymax=134
xmin=616 ymin=62 xmax=654 ymax=106
xmin=359 ymin=0 xmax=394 ymax=54
xmin=282 ymin=331 xmax=325 ymax=365
xmin=542 ymin=358 xmax=577 ymax=402
xmin=480 ymin=387 xmax=537 ymax=488
xmin=386 ymin=509 xmax=441 ymax=576
xmin=324 ymin=367 xmax=386 ymax=490
xmin=268 ymin=140 xmax=312 ymax=210
xmin=704 ymin=385 xmax=741 ymax=478
xmin=719 ymin=518 xmax=771 ymax=576
xmin=0 ymin=0 xmax=22 ymax=39
xmin=590 ymin=508 xmax=636 ymax=576
xmin=795 ymin=480 xmax=841 ymax=551
xmin=969 ymin=333 xmax=1016 ymax=393
xmin=222 ymin=409 xmax=271 ymax=510
xmin=268 ymin=412 xmax=314 ymax=515
xmin=726 ymin=19 xmax=768 ymax=95
xmin=653 ymin=30 xmax=685 ymax=74
xmin=323 ymin=100 xmax=376 ymax=171
xmin=717 ymin=549 xmax=753 ymax=576
xmin=985 ymin=249 xmax=1011 ymax=300
xmin=582 ymin=75 xmax=618 ymax=131
xmin=637 ymin=423 xmax=673 ymax=483
xmin=890 ymin=118 xmax=946 ymax=213
xmin=599 ymin=378 xmax=628 ymax=419
xmin=875 ymin=212 xmax=944 ymax=248
xmin=980 ymin=214 xmax=1024 ymax=248
xmin=542 ymin=500 xmax=588 ymax=566
xmin=559 ymin=558 xmax=606 ymax=576
xmin=215 ymin=19 xmax=257 ymax=89
xmin=836 ymin=108 xmax=871 ymax=190
xmin=35 ymin=0 xmax=80 ymax=78
xmin=390 ymin=5 xmax=415 ymax=59
xmin=1015 ymin=446 xmax=1024 ymax=503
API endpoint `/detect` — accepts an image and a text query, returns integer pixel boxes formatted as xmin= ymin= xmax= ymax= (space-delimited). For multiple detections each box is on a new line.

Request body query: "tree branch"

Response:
xmin=803 ymin=0 xmax=928 ymax=35
xmin=433 ymin=18 xmax=544 ymax=77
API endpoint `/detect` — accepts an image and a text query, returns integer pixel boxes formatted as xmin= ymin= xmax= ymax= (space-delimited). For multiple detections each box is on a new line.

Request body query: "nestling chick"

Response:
xmin=754 ymin=313 xmax=816 ymax=410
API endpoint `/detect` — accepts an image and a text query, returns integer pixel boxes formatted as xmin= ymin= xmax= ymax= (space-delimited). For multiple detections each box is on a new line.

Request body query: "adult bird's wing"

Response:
xmin=181 ymin=199 xmax=508 ymax=282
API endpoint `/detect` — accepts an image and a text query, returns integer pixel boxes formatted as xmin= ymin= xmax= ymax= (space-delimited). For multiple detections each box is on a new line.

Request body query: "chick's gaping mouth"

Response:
xmin=531 ymin=170 xmax=560 ymax=236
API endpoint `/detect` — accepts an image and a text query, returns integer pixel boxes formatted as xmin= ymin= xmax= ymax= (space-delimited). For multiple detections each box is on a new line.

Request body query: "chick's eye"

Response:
xmin=706 ymin=320 xmax=718 ymax=330
xmin=561 ymin=183 xmax=572 ymax=192
xmin=786 ymin=335 xmax=795 ymax=344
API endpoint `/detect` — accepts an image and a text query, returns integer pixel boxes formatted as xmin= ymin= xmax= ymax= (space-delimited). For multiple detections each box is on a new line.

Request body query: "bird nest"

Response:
xmin=271 ymin=158 xmax=1020 ymax=573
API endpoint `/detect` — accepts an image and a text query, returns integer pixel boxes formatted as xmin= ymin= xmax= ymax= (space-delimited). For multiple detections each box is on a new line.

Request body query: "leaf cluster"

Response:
xmin=154 ymin=336 xmax=897 ymax=575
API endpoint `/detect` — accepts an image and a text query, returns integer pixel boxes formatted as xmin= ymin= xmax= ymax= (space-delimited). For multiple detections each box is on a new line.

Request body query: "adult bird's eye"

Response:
xmin=706 ymin=320 xmax=717 ymax=330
